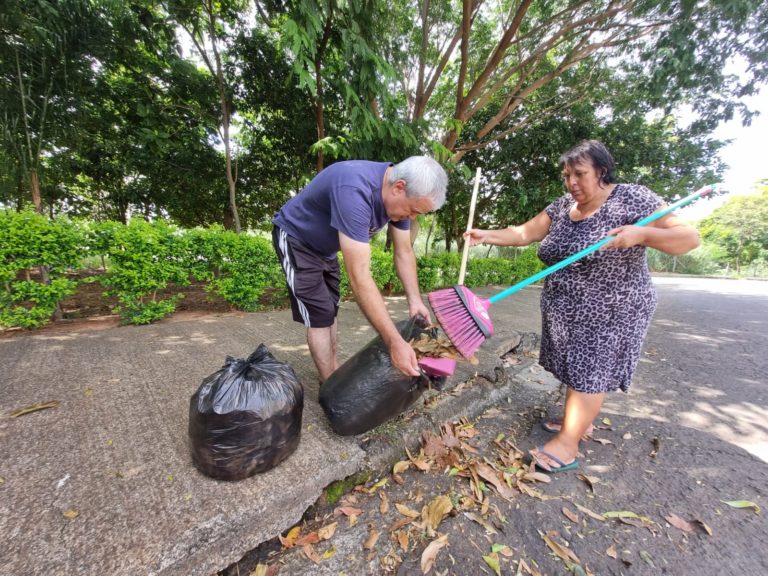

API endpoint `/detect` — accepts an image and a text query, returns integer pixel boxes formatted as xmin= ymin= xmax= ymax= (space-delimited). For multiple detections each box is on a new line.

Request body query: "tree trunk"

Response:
xmin=30 ymin=169 xmax=42 ymax=214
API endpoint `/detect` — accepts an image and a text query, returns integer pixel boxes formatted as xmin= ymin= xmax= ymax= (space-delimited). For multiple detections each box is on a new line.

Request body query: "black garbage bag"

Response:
xmin=189 ymin=344 xmax=304 ymax=480
xmin=319 ymin=316 xmax=447 ymax=436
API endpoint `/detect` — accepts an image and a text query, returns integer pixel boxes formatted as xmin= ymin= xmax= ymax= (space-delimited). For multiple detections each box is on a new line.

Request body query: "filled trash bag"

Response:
xmin=319 ymin=316 xmax=447 ymax=436
xmin=189 ymin=344 xmax=304 ymax=480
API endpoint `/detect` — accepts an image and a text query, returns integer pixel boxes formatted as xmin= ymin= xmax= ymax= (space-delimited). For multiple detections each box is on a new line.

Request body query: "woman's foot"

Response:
xmin=541 ymin=418 xmax=594 ymax=437
xmin=530 ymin=439 xmax=580 ymax=473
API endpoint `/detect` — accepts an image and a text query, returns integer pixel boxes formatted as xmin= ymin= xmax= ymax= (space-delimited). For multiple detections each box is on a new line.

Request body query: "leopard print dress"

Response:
xmin=537 ymin=183 xmax=664 ymax=394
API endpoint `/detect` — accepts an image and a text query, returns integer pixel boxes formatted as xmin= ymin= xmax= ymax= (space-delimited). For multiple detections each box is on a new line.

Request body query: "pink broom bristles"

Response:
xmin=428 ymin=285 xmax=494 ymax=358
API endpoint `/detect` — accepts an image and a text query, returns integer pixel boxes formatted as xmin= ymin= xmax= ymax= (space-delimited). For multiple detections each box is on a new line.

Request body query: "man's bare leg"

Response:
xmin=307 ymin=320 xmax=338 ymax=381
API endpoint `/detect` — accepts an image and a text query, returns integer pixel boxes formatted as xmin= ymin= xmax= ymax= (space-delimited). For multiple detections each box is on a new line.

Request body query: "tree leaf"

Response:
xmin=606 ymin=544 xmax=618 ymax=559
xmin=322 ymin=546 xmax=336 ymax=560
xmin=379 ymin=491 xmax=390 ymax=514
xmin=721 ymin=500 xmax=761 ymax=514
xmin=62 ymin=509 xmax=79 ymax=519
xmin=483 ymin=553 xmax=501 ymax=576
xmin=420 ymin=534 xmax=448 ymax=574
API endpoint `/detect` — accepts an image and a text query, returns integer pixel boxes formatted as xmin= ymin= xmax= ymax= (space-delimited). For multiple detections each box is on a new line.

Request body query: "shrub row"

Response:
xmin=0 ymin=210 xmax=543 ymax=329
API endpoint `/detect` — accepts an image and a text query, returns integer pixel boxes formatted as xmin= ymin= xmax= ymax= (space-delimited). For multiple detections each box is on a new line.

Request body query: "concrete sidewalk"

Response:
xmin=0 ymin=286 xmax=556 ymax=576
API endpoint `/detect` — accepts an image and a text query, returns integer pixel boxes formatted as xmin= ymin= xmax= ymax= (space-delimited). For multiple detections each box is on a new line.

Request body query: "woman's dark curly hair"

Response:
xmin=559 ymin=139 xmax=616 ymax=185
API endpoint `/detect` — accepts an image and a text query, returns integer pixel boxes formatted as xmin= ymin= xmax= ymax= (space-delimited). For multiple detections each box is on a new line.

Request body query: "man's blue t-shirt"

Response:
xmin=272 ymin=161 xmax=410 ymax=259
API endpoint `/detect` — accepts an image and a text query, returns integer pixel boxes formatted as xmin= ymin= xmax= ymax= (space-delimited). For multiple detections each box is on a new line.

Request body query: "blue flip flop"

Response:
xmin=531 ymin=447 xmax=579 ymax=473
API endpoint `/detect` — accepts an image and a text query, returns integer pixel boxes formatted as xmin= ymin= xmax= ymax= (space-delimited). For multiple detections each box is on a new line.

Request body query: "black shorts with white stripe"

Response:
xmin=272 ymin=226 xmax=340 ymax=328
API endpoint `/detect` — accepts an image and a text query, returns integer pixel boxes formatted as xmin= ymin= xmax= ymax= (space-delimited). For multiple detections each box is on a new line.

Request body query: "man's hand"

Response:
xmin=409 ymin=300 xmax=432 ymax=325
xmin=389 ymin=337 xmax=421 ymax=377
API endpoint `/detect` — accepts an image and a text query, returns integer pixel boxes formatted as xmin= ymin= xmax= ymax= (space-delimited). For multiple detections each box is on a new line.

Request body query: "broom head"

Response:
xmin=428 ymin=285 xmax=494 ymax=358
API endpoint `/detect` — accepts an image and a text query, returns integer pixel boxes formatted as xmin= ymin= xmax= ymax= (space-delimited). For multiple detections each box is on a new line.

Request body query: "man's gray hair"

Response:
xmin=390 ymin=156 xmax=448 ymax=210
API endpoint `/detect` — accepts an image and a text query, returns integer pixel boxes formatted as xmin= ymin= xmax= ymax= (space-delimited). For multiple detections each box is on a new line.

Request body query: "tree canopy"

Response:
xmin=1 ymin=0 xmax=766 ymax=244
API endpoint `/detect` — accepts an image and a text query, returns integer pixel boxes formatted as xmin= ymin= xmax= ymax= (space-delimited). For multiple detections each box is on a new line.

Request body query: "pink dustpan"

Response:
xmin=418 ymin=357 xmax=457 ymax=377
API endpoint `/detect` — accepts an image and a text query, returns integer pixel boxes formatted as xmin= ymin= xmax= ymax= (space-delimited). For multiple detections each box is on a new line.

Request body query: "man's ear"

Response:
xmin=393 ymin=179 xmax=407 ymax=195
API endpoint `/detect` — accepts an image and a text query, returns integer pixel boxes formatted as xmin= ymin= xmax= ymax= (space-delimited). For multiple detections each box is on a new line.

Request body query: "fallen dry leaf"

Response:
xmin=424 ymin=495 xmax=453 ymax=532
xmin=363 ymin=523 xmax=380 ymax=550
xmin=62 ymin=509 xmax=79 ymax=520
xmin=302 ymin=544 xmax=321 ymax=564
xmin=10 ymin=400 xmax=60 ymax=418
xmin=278 ymin=525 xmax=301 ymax=548
xmin=420 ymin=534 xmax=448 ymax=574
xmin=606 ymin=545 xmax=618 ymax=559
xmin=473 ymin=462 xmax=517 ymax=500
xmin=379 ymin=492 xmax=390 ymax=515
xmin=395 ymin=503 xmax=421 ymax=519
xmin=397 ymin=529 xmax=410 ymax=552
xmin=334 ymin=506 xmax=363 ymax=518
xmin=592 ymin=438 xmax=613 ymax=445
xmin=522 ymin=471 xmax=551 ymax=484
xmin=577 ymin=473 xmax=600 ymax=492
xmin=248 ymin=564 xmax=269 ymax=576
xmin=542 ymin=530 xmax=580 ymax=564
xmin=393 ymin=460 xmax=411 ymax=475
xmin=573 ymin=503 xmax=606 ymax=522
xmin=389 ymin=516 xmax=413 ymax=532
xmin=694 ymin=519 xmax=713 ymax=535
xmin=463 ymin=512 xmax=497 ymax=535
xmin=665 ymin=513 xmax=695 ymax=533
xmin=562 ymin=507 xmax=579 ymax=524
xmin=317 ymin=522 xmax=338 ymax=541
xmin=295 ymin=531 xmax=320 ymax=546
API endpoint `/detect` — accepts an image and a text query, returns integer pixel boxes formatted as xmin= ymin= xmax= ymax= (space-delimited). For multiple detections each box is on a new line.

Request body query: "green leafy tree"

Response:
xmin=699 ymin=186 xmax=768 ymax=273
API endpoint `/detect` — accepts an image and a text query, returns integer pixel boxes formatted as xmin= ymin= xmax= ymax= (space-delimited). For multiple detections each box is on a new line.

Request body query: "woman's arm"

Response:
xmin=466 ymin=210 xmax=552 ymax=247
xmin=604 ymin=213 xmax=701 ymax=255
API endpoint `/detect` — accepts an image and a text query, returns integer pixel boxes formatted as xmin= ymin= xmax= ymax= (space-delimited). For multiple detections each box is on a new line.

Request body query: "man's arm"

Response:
xmin=389 ymin=225 xmax=431 ymax=321
xmin=339 ymin=231 xmax=421 ymax=376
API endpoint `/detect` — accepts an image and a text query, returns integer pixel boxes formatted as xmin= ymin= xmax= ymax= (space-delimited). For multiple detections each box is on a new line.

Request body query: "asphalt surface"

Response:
xmin=2 ymin=277 xmax=766 ymax=575
xmin=233 ymin=277 xmax=768 ymax=575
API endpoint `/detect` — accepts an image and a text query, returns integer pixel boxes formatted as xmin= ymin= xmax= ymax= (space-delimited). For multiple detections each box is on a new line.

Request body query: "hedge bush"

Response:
xmin=0 ymin=210 xmax=83 ymax=328
xmin=0 ymin=212 xmax=545 ymax=329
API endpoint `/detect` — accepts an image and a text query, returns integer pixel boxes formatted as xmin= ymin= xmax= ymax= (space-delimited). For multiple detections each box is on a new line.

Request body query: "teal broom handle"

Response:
xmin=487 ymin=185 xmax=713 ymax=304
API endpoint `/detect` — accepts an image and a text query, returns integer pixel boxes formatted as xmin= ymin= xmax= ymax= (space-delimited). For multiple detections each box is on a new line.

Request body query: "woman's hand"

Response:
xmin=603 ymin=225 xmax=647 ymax=249
xmin=464 ymin=229 xmax=491 ymax=246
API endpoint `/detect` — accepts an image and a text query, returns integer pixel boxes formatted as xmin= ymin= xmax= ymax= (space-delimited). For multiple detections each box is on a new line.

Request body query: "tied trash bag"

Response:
xmin=319 ymin=316 xmax=447 ymax=436
xmin=189 ymin=344 xmax=304 ymax=480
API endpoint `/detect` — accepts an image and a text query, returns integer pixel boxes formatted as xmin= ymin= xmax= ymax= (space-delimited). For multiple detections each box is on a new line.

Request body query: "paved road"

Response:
xmin=252 ymin=276 xmax=768 ymax=576
xmin=618 ymin=277 xmax=768 ymax=463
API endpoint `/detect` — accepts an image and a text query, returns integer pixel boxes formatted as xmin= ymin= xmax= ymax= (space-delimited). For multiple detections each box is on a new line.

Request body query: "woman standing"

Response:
xmin=465 ymin=140 xmax=701 ymax=472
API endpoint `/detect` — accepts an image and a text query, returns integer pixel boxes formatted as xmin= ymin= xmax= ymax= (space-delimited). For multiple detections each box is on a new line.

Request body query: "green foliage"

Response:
xmin=207 ymin=231 xmax=286 ymax=311
xmin=0 ymin=210 xmax=83 ymax=328
xmin=101 ymin=219 xmax=190 ymax=324
xmin=698 ymin=188 xmax=768 ymax=274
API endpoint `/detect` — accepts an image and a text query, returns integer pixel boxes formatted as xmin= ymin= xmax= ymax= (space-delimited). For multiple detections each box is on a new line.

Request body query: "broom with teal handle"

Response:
xmin=428 ymin=185 xmax=714 ymax=358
